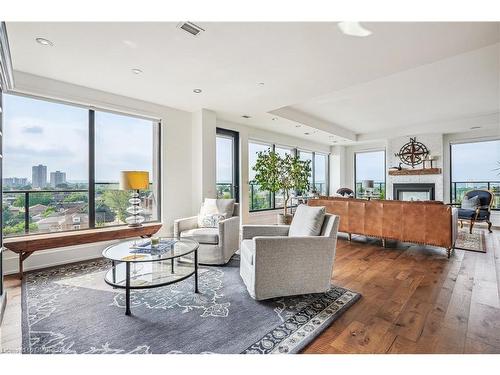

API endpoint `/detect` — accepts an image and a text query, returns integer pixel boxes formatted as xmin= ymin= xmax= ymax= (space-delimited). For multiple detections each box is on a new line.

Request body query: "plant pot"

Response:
xmin=277 ymin=213 xmax=293 ymax=225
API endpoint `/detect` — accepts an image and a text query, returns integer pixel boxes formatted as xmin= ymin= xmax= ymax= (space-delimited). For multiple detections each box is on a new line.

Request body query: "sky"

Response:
xmin=451 ymin=140 xmax=500 ymax=181
xmin=3 ymin=94 xmax=154 ymax=183
xmin=355 ymin=150 xmax=385 ymax=182
xmin=216 ymin=136 xmax=233 ymax=183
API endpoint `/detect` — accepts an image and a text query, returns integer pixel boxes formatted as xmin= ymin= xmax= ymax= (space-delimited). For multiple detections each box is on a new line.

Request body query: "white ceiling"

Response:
xmin=5 ymin=22 xmax=500 ymax=145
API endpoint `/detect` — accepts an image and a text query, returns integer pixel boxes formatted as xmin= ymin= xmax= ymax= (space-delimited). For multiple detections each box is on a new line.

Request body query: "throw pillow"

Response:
xmin=198 ymin=213 xmax=227 ymax=228
xmin=461 ymin=195 xmax=479 ymax=210
xmin=288 ymin=204 xmax=326 ymax=237
xmin=202 ymin=198 xmax=235 ymax=218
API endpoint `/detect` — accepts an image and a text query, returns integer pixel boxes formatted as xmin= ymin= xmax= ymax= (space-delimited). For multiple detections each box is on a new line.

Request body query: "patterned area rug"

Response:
xmin=22 ymin=256 xmax=360 ymax=354
xmin=455 ymin=228 xmax=487 ymax=253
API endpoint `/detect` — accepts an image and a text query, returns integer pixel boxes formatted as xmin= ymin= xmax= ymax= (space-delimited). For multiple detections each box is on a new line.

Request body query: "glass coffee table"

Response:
xmin=102 ymin=238 xmax=199 ymax=315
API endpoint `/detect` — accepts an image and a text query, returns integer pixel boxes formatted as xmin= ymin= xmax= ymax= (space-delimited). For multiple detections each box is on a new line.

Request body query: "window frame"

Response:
xmin=449 ymin=138 xmax=500 ymax=210
xmin=353 ymin=149 xmax=386 ymax=199
xmin=216 ymin=127 xmax=240 ymax=202
xmin=2 ymin=91 xmax=162 ymax=237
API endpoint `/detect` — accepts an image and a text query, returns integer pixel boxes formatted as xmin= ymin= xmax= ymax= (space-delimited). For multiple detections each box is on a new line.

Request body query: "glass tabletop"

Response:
xmin=102 ymin=238 xmax=199 ymax=263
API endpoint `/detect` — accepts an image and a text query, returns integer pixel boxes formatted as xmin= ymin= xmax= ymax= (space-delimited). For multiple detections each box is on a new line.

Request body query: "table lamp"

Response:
xmin=362 ymin=180 xmax=374 ymax=199
xmin=120 ymin=171 xmax=150 ymax=227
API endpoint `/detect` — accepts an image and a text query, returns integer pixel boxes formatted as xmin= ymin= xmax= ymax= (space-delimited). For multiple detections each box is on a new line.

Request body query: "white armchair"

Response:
xmin=240 ymin=212 xmax=339 ymax=300
xmin=174 ymin=203 xmax=240 ymax=265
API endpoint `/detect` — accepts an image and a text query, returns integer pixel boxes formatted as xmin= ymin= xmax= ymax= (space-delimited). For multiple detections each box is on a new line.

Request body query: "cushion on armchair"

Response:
xmin=288 ymin=204 xmax=326 ymax=237
xmin=180 ymin=227 xmax=219 ymax=244
xmin=461 ymin=195 xmax=479 ymax=210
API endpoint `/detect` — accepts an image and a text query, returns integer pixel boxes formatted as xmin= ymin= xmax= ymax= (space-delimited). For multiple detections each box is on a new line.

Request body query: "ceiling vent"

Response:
xmin=177 ymin=22 xmax=205 ymax=37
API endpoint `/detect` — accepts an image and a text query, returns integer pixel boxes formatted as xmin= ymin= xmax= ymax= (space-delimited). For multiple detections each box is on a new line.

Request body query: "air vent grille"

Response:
xmin=178 ymin=22 xmax=205 ymax=36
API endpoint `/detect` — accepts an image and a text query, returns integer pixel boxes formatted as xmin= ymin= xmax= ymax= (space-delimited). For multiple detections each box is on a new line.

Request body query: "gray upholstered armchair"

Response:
xmin=174 ymin=201 xmax=240 ymax=265
xmin=240 ymin=205 xmax=339 ymax=300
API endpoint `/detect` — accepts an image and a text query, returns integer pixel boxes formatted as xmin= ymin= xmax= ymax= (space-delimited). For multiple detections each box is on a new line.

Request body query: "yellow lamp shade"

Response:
xmin=119 ymin=171 xmax=150 ymax=190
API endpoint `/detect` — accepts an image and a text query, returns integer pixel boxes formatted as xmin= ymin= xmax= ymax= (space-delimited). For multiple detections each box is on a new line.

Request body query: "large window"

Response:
xmin=451 ymin=140 xmax=500 ymax=209
xmin=354 ymin=150 xmax=386 ymax=199
xmin=249 ymin=142 xmax=329 ymax=211
xmin=2 ymin=93 xmax=160 ymax=237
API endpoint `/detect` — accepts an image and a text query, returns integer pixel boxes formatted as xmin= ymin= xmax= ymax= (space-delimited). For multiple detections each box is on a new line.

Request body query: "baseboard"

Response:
xmin=0 ymin=292 xmax=6 ymax=326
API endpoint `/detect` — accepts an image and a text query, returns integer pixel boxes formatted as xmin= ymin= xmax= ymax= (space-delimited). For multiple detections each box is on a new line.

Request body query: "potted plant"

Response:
xmin=252 ymin=150 xmax=311 ymax=224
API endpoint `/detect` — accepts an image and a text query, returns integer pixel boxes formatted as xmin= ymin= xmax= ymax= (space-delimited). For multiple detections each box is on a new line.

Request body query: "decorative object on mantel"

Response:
xmin=388 ymin=167 xmax=442 ymax=176
xmin=388 ymin=162 xmax=403 ymax=171
xmin=422 ymin=154 xmax=436 ymax=169
xmin=394 ymin=137 xmax=429 ymax=168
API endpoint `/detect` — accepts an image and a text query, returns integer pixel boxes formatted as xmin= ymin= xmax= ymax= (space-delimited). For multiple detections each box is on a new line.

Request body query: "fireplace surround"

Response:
xmin=393 ymin=183 xmax=435 ymax=201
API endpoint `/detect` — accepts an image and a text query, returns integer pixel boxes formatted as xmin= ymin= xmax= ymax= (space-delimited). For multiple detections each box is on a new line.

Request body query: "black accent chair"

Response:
xmin=336 ymin=187 xmax=354 ymax=197
xmin=457 ymin=189 xmax=494 ymax=234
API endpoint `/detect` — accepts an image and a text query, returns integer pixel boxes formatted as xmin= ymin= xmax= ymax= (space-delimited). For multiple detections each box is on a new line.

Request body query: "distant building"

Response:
xmin=3 ymin=177 xmax=28 ymax=187
xmin=32 ymin=165 xmax=48 ymax=188
xmin=50 ymin=170 xmax=67 ymax=188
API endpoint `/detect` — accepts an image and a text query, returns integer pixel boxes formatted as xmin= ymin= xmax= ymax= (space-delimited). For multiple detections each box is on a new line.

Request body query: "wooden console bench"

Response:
xmin=3 ymin=223 xmax=162 ymax=279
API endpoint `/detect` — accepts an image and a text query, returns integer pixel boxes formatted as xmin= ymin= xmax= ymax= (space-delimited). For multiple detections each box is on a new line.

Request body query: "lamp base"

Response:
xmin=125 ymin=190 xmax=145 ymax=227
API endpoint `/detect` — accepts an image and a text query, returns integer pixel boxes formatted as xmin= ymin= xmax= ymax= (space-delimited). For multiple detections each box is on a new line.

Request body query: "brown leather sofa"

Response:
xmin=309 ymin=197 xmax=458 ymax=258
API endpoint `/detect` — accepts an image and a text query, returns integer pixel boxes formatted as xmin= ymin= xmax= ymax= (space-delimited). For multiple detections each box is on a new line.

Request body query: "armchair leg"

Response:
xmin=447 ymin=247 xmax=452 ymax=259
xmin=487 ymin=220 xmax=493 ymax=233
xmin=459 ymin=220 xmax=463 ymax=229
xmin=469 ymin=220 xmax=475 ymax=234
xmin=348 ymin=233 xmax=352 ymax=241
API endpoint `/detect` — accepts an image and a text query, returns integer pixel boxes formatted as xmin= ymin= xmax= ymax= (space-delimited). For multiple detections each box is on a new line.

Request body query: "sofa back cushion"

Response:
xmin=289 ymin=204 xmax=325 ymax=237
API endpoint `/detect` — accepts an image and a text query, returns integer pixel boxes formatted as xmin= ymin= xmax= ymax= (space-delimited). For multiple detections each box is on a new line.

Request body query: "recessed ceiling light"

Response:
xmin=242 ymin=115 xmax=252 ymax=119
xmin=304 ymin=132 xmax=311 ymax=136
xmin=470 ymin=126 xmax=481 ymax=129
xmin=272 ymin=117 xmax=277 ymax=121
xmin=338 ymin=22 xmax=372 ymax=37
xmin=131 ymin=68 xmax=143 ymax=75
xmin=295 ymin=124 xmax=302 ymax=128
xmin=258 ymin=82 xmax=265 ymax=86
xmin=35 ymin=37 xmax=53 ymax=46
xmin=193 ymin=88 xmax=202 ymax=93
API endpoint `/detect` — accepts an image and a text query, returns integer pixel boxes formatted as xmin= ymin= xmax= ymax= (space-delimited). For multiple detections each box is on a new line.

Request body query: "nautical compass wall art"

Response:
xmin=394 ymin=137 xmax=429 ymax=168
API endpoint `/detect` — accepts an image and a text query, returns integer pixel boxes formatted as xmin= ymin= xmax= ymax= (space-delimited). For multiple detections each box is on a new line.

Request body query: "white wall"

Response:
xmin=3 ymin=72 xmax=194 ymax=275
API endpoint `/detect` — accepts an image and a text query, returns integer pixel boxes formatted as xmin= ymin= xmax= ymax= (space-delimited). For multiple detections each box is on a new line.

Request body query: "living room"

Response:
xmin=1 ymin=1 xmax=499 ymax=372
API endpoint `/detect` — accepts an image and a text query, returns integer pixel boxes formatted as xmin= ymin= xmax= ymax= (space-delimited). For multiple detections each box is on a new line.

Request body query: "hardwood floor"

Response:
xmin=1 ymin=228 xmax=499 ymax=354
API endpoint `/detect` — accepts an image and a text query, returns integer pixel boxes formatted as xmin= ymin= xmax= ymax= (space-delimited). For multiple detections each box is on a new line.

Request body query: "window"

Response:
xmin=354 ymin=150 xmax=386 ymax=198
xmin=249 ymin=141 xmax=272 ymax=210
xmin=451 ymin=140 xmax=500 ymax=209
xmin=314 ymin=153 xmax=328 ymax=195
xmin=95 ymin=110 xmax=159 ymax=226
xmin=216 ymin=128 xmax=239 ymax=201
xmin=274 ymin=146 xmax=294 ymax=208
xmin=249 ymin=142 xmax=329 ymax=211
xmin=2 ymin=93 xmax=160 ymax=237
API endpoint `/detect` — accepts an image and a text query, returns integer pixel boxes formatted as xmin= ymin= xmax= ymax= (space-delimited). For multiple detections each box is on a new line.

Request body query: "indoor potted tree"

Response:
xmin=252 ymin=150 xmax=311 ymax=224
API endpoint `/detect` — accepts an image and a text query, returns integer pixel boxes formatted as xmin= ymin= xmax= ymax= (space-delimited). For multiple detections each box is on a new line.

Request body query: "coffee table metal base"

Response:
xmin=104 ymin=249 xmax=199 ymax=316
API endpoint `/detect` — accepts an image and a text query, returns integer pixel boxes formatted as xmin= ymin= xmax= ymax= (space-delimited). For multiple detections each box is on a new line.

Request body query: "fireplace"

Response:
xmin=393 ymin=183 xmax=435 ymax=201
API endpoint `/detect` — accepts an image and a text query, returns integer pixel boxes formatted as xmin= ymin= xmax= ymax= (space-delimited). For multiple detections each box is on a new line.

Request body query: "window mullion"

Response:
xmin=88 ymin=109 xmax=96 ymax=228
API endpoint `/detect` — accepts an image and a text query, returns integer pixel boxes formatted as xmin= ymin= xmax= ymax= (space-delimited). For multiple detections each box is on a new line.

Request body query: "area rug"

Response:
xmin=22 ymin=256 xmax=360 ymax=354
xmin=455 ymin=227 xmax=487 ymax=253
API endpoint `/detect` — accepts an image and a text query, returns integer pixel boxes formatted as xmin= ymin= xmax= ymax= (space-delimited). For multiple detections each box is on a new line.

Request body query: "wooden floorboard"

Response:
xmin=1 ymin=228 xmax=500 ymax=354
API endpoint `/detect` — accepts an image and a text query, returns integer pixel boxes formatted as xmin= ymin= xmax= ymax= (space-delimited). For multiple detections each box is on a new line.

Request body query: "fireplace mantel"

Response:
xmin=388 ymin=167 xmax=441 ymax=176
